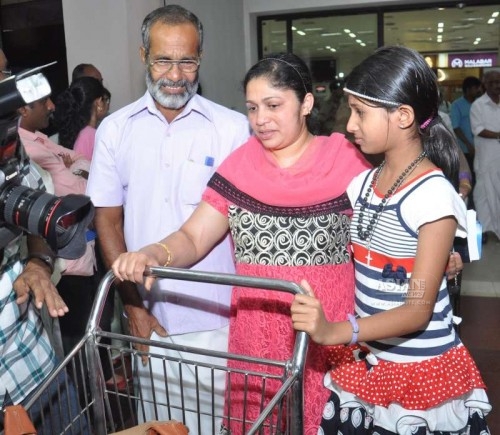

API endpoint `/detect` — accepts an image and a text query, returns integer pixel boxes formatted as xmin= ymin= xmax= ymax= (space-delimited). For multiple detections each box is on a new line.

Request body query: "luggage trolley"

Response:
xmin=23 ymin=267 xmax=309 ymax=434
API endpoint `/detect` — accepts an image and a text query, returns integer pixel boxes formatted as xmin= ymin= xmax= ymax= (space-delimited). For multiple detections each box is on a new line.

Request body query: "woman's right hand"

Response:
xmin=111 ymin=245 xmax=161 ymax=290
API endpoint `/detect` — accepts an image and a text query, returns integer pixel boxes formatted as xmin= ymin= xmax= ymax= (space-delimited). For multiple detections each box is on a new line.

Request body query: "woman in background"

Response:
xmin=54 ymin=77 xmax=118 ymax=387
xmin=55 ymin=76 xmax=110 ymax=160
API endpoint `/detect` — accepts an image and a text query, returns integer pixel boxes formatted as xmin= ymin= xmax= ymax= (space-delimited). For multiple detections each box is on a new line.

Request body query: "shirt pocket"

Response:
xmin=178 ymin=159 xmax=214 ymax=205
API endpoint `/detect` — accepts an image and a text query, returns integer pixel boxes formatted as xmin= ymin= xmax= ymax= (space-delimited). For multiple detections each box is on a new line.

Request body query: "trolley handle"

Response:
xmin=88 ymin=267 xmax=308 ymax=332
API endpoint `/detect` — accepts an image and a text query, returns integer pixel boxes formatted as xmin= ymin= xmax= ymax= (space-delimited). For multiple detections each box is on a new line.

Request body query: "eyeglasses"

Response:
xmin=148 ymin=59 xmax=200 ymax=74
xmin=0 ymin=69 xmax=12 ymax=77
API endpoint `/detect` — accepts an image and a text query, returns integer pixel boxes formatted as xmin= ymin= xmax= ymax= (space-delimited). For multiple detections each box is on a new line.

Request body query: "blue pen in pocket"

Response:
xmin=204 ymin=156 xmax=214 ymax=167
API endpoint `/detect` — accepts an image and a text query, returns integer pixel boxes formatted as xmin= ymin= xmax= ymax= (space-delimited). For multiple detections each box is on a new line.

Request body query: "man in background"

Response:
xmin=71 ymin=63 xmax=103 ymax=83
xmin=450 ymin=76 xmax=482 ymax=209
xmin=0 ymin=48 xmax=85 ymax=434
xmin=470 ymin=69 xmax=500 ymax=244
xmin=86 ymin=5 xmax=249 ymax=433
xmin=451 ymin=76 xmax=482 ymax=168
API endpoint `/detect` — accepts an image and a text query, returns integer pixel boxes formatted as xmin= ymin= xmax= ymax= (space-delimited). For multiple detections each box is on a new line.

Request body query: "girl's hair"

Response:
xmin=54 ymin=77 xmax=106 ymax=149
xmin=345 ymin=45 xmax=459 ymax=186
xmin=243 ymin=53 xmax=319 ymax=133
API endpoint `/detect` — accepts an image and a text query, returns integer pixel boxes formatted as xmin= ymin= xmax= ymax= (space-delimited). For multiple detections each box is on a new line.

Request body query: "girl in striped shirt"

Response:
xmin=291 ymin=46 xmax=490 ymax=434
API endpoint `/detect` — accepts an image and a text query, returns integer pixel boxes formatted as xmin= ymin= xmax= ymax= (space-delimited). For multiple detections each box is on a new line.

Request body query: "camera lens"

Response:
xmin=0 ymin=183 xmax=94 ymax=257
xmin=0 ymin=184 xmax=58 ymax=236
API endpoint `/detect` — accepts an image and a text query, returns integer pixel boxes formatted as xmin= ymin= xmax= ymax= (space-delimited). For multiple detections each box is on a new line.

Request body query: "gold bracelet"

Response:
xmin=155 ymin=242 xmax=173 ymax=267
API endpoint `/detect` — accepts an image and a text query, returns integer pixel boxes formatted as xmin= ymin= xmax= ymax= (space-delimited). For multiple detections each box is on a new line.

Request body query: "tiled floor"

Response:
xmin=459 ymin=239 xmax=500 ymax=433
xmin=461 ymin=240 xmax=500 ymax=297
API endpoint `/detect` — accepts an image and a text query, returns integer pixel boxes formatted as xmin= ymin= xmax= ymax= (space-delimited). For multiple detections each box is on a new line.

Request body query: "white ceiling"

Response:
xmin=262 ymin=3 xmax=500 ymax=59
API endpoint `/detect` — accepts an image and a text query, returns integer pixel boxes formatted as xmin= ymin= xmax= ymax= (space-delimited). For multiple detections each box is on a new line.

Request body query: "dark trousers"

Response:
xmin=57 ymin=274 xmax=98 ymax=354
xmin=57 ymin=272 xmax=115 ymax=380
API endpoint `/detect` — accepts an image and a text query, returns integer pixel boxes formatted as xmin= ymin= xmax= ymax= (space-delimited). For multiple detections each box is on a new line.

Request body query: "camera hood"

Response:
xmin=49 ymin=194 xmax=95 ymax=259
xmin=0 ymin=62 xmax=55 ymax=117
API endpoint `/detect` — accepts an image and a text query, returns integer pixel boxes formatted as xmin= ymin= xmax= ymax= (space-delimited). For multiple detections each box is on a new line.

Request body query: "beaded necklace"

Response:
xmin=357 ymin=151 xmax=427 ymax=262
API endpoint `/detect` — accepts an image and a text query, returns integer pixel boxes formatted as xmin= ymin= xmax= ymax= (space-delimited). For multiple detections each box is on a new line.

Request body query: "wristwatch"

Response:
xmin=27 ymin=252 xmax=55 ymax=274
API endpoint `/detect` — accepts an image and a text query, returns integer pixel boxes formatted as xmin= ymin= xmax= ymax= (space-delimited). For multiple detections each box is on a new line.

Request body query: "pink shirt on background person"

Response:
xmin=87 ymin=92 xmax=250 ymax=335
xmin=74 ymin=125 xmax=96 ymax=161
xmin=18 ymin=128 xmax=89 ymax=196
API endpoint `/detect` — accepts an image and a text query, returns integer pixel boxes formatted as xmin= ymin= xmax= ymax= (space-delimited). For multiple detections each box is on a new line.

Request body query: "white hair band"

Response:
xmin=343 ymin=87 xmax=401 ymax=107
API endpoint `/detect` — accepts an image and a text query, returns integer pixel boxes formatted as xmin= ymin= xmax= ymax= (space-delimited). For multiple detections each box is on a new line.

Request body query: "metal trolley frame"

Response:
xmin=23 ymin=267 xmax=309 ymax=434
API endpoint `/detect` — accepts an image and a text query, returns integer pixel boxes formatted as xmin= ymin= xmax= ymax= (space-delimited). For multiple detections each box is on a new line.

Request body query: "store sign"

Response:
xmin=449 ymin=53 xmax=497 ymax=68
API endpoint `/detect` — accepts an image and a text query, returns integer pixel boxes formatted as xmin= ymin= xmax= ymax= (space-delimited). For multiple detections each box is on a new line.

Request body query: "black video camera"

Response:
xmin=0 ymin=65 xmax=94 ymax=259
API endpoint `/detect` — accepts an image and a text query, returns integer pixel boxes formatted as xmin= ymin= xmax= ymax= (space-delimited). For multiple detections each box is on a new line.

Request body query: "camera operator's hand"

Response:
xmin=14 ymin=260 xmax=69 ymax=317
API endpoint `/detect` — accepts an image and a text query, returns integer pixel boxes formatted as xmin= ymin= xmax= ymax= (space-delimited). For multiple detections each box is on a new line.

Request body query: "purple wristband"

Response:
xmin=459 ymin=171 xmax=472 ymax=182
xmin=347 ymin=314 xmax=359 ymax=346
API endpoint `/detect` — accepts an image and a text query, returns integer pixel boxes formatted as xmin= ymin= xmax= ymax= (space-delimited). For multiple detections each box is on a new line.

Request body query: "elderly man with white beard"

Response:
xmin=86 ymin=5 xmax=249 ymax=434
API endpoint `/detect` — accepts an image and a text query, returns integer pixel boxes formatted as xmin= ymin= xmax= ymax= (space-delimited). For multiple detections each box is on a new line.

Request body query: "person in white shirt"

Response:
xmin=470 ymin=69 xmax=500 ymax=242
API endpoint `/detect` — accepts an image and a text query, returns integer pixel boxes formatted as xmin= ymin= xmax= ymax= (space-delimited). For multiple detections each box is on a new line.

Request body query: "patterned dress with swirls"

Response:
xmin=202 ymin=134 xmax=371 ymax=434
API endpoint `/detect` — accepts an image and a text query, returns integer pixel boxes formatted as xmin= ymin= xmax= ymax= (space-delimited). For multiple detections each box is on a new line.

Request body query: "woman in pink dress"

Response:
xmin=111 ymin=52 xmax=464 ymax=434
xmin=111 ymin=53 xmax=370 ymax=434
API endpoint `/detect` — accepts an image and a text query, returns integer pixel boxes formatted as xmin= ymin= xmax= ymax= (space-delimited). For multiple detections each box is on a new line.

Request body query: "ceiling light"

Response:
xmin=304 ymin=27 xmax=323 ymax=31
xmin=349 ymin=33 xmax=356 ymax=38
xmin=291 ymin=26 xmax=297 ymax=31
xmin=487 ymin=18 xmax=495 ymax=24
xmin=330 ymin=48 xmax=337 ymax=52
xmin=438 ymin=28 xmax=443 ymax=33
xmin=408 ymin=27 xmax=433 ymax=32
xmin=343 ymin=29 xmax=351 ymax=33
xmin=492 ymin=12 xmax=499 ymax=17
xmin=438 ymin=22 xmax=444 ymax=28
xmin=296 ymin=30 xmax=306 ymax=36
xmin=321 ymin=32 xmax=342 ymax=36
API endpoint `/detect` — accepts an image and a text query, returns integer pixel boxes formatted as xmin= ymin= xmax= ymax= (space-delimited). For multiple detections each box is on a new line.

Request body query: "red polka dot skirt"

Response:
xmin=327 ymin=344 xmax=486 ymax=410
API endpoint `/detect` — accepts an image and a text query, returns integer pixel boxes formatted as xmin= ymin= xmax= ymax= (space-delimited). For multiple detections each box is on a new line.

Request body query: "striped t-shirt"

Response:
xmin=347 ymin=168 xmax=467 ymax=363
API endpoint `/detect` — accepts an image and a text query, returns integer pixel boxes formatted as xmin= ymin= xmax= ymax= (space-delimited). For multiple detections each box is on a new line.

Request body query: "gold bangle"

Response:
xmin=155 ymin=242 xmax=173 ymax=267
